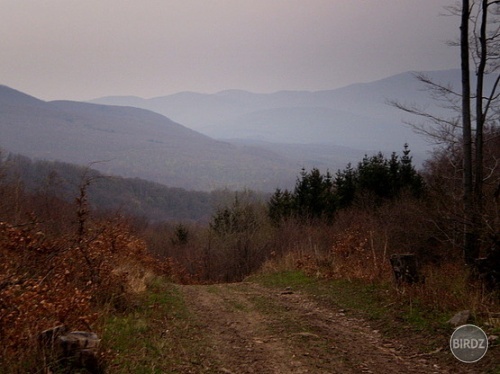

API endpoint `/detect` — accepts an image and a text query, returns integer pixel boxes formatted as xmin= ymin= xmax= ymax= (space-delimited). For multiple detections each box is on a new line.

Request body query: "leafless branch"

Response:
xmin=387 ymin=98 xmax=462 ymax=145
xmin=484 ymin=156 xmax=499 ymax=181
xmin=483 ymin=73 xmax=500 ymax=117
xmin=413 ymin=73 xmax=463 ymax=99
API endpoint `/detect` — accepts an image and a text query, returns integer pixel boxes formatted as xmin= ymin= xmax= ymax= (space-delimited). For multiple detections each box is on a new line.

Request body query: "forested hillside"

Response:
xmin=0 ymin=85 xmax=296 ymax=191
xmin=1 ymin=153 xmax=264 ymax=222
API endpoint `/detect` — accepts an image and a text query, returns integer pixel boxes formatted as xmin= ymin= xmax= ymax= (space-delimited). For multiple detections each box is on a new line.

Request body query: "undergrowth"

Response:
xmin=99 ymin=277 xmax=206 ymax=373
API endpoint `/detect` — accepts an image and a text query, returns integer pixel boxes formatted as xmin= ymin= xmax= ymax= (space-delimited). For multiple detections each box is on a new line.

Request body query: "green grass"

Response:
xmin=316 ymin=279 xmax=390 ymax=319
xmin=248 ymin=270 xmax=315 ymax=289
xmin=99 ymin=276 xmax=207 ymax=373
xmin=249 ymin=271 xmax=454 ymax=346
xmin=248 ymin=271 xmax=389 ymax=320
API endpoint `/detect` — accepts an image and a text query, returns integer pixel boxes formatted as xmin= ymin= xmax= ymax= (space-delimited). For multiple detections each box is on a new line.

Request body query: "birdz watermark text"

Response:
xmin=450 ymin=324 xmax=488 ymax=363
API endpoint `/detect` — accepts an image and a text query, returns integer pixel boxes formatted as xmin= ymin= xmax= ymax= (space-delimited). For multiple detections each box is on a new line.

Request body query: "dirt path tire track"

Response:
xmin=180 ymin=282 xmax=476 ymax=374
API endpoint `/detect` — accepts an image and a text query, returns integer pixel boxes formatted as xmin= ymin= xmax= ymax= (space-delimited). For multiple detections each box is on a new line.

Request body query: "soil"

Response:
xmin=177 ymin=281 xmax=481 ymax=374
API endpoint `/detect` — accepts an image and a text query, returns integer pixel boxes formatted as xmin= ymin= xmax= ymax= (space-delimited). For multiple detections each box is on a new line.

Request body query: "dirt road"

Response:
xmin=178 ymin=282 xmax=476 ymax=374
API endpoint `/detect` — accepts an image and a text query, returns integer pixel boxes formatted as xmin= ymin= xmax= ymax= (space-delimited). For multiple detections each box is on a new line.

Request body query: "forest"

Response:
xmin=0 ymin=130 xmax=499 ymax=370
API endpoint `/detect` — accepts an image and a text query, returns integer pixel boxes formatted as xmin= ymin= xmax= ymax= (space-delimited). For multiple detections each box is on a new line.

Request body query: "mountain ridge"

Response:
xmin=0 ymin=86 xmax=300 ymax=191
xmin=89 ymin=69 xmax=467 ymax=155
xmin=0 ymin=84 xmax=46 ymax=107
xmin=2 ymin=69 xmax=468 ymax=192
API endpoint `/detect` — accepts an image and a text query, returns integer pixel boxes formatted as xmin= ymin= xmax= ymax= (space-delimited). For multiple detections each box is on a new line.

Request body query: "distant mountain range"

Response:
xmin=0 ymin=85 xmax=300 ymax=191
xmin=90 ymin=69 xmax=469 ymax=155
xmin=0 ymin=69 xmax=476 ymax=192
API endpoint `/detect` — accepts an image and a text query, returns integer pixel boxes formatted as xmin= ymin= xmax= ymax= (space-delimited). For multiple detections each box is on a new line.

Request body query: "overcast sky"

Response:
xmin=0 ymin=0 xmax=459 ymax=101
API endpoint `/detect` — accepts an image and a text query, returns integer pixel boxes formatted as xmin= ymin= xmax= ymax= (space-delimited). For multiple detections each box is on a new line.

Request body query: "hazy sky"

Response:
xmin=1 ymin=0 xmax=458 ymax=101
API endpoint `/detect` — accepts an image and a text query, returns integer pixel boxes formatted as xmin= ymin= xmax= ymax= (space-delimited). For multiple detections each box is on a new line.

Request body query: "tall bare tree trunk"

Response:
xmin=474 ymin=0 xmax=489 ymax=255
xmin=461 ymin=0 xmax=477 ymax=264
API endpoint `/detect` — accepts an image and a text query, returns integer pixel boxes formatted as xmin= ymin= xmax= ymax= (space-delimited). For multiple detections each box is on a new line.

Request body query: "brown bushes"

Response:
xmin=0 ymin=209 xmax=160 ymax=371
xmin=258 ymin=202 xmax=498 ymax=322
xmin=144 ymin=199 xmax=273 ymax=284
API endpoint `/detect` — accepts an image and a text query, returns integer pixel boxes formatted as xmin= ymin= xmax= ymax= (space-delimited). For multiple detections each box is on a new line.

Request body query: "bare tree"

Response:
xmin=390 ymin=0 xmax=500 ymax=264
xmin=462 ymin=0 xmax=500 ymax=263
xmin=460 ymin=0 xmax=476 ymax=264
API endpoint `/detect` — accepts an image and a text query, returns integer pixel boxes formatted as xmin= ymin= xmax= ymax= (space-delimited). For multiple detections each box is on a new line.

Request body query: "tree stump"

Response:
xmin=390 ymin=254 xmax=422 ymax=284
xmin=59 ymin=331 xmax=101 ymax=370
xmin=39 ymin=325 xmax=68 ymax=348
xmin=39 ymin=326 xmax=101 ymax=373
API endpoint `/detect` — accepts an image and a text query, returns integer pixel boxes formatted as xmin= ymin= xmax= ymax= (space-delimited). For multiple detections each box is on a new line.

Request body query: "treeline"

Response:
xmin=0 ymin=153 xmax=266 ymax=223
xmin=269 ymin=144 xmax=424 ymax=223
xmin=145 ymin=145 xmax=431 ymax=283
